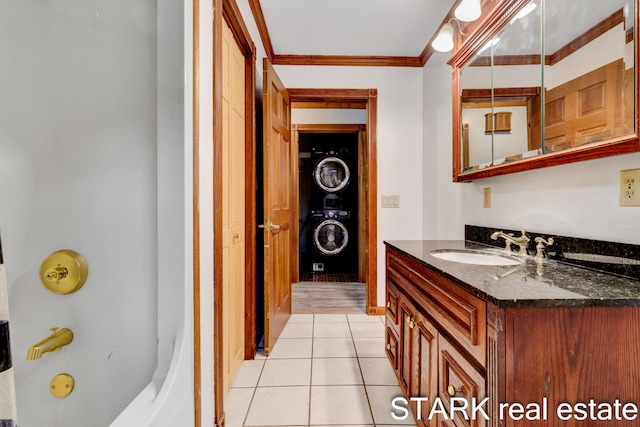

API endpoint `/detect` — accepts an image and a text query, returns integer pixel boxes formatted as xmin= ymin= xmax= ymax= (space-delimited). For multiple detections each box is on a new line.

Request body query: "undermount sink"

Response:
xmin=430 ymin=249 xmax=523 ymax=266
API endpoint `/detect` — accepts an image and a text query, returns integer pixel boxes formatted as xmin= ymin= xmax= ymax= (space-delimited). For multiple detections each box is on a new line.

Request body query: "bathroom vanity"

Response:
xmin=385 ymin=239 xmax=640 ymax=427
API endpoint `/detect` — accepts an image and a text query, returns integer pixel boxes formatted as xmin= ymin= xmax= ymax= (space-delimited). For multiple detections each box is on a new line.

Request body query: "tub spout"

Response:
xmin=26 ymin=327 xmax=73 ymax=360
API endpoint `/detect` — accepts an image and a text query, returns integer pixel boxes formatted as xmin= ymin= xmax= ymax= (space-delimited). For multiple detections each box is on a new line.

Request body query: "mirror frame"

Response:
xmin=449 ymin=0 xmax=640 ymax=182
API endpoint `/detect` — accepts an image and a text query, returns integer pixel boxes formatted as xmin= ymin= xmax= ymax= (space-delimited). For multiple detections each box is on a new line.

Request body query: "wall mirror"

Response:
xmin=452 ymin=0 xmax=638 ymax=181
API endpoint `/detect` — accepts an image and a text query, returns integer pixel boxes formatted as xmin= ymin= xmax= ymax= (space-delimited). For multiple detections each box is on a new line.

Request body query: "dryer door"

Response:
xmin=313 ymin=219 xmax=349 ymax=255
xmin=314 ymin=157 xmax=350 ymax=192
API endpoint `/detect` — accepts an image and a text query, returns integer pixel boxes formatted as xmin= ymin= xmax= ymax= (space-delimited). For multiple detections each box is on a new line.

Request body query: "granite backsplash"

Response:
xmin=466 ymin=225 xmax=640 ymax=280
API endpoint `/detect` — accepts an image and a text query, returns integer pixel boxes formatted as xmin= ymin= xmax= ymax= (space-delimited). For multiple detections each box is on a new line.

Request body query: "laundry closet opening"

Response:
xmin=291 ymin=121 xmax=370 ymax=314
xmin=299 ymin=131 xmax=359 ymax=280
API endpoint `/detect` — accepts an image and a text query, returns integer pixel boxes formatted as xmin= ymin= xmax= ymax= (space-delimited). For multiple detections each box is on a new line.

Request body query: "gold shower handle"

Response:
xmin=39 ymin=250 xmax=88 ymax=295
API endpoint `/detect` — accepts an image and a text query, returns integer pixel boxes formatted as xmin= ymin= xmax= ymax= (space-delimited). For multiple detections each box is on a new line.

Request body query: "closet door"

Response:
xmin=222 ymin=20 xmax=245 ymax=391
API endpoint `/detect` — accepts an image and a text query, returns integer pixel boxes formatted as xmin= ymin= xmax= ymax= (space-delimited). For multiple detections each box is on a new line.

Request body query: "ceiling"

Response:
xmin=254 ymin=0 xmax=457 ymax=64
xmin=250 ymin=0 xmax=633 ymax=66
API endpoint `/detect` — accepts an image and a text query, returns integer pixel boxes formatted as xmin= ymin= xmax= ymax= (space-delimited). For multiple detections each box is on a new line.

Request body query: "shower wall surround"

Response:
xmin=0 ymin=235 xmax=17 ymax=427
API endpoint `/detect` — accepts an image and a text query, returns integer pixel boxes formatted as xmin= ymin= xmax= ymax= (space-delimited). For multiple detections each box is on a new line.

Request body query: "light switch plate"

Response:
xmin=483 ymin=188 xmax=491 ymax=208
xmin=382 ymin=195 xmax=400 ymax=208
xmin=620 ymin=169 xmax=640 ymax=206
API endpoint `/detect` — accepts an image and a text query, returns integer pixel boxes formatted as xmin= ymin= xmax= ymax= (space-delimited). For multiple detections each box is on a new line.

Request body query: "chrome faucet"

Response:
xmin=26 ymin=327 xmax=73 ymax=360
xmin=491 ymin=229 xmax=530 ymax=254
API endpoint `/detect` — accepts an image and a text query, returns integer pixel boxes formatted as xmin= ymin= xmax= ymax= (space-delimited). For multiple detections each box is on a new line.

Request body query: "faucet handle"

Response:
xmin=534 ymin=237 xmax=554 ymax=259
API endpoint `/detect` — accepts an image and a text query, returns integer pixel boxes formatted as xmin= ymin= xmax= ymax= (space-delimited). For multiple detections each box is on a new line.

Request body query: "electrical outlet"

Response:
xmin=620 ymin=169 xmax=640 ymax=206
xmin=483 ymin=187 xmax=491 ymax=208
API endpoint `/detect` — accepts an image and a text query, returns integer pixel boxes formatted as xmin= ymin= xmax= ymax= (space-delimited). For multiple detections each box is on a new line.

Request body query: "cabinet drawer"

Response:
xmin=438 ymin=335 xmax=487 ymax=427
xmin=387 ymin=250 xmax=486 ymax=366
xmin=385 ymin=326 xmax=400 ymax=374
xmin=386 ymin=279 xmax=401 ymax=333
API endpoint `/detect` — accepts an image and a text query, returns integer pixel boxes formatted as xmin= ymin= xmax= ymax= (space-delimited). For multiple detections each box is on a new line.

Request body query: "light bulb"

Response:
xmin=455 ymin=0 xmax=481 ymax=22
xmin=432 ymin=23 xmax=454 ymax=53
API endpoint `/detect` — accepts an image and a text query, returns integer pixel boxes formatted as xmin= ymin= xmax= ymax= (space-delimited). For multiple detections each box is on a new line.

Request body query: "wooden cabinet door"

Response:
xmin=399 ymin=299 xmax=414 ymax=394
xmin=410 ymin=309 xmax=439 ymax=427
xmin=438 ymin=334 xmax=487 ymax=427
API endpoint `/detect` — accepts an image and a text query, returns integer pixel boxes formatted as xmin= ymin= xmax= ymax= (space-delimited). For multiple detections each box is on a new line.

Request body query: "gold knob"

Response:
xmin=386 ymin=344 xmax=391 ymax=350
xmin=386 ymin=301 xmax=390 ymax=308
xmin=39 ymin=250 xmax=88 ymax=295
xmin=233 ymin=233 xmax=240 ymax=241
xmin=448 ymin=384 xmax=462 ymax=397
xmin=409 ymin=319 xmax=415 ymax=329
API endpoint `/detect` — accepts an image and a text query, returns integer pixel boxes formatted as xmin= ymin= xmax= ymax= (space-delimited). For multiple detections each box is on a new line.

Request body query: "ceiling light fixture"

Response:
xmin=454 ymin=0 xmax=482 ymax=22
xmin=432 ymin=22 xmax=455 ymax=52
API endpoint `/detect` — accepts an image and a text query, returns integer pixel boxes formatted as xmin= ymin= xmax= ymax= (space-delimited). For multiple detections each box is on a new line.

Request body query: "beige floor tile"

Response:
xmin=350 ymin=321 xmax=385 ymax=338
xmin=310 ymin=385 xmax=373 ymax=425
xmin=314 ymin=313 xmax=348 ymax=323
xmin=244 ymin=386 xmax=310 ymax=426
xmin=280 ymin=321 xmax=314 ymax=338
xmin=258 ymin=358 xmax=311 ymax=386
xmin=314 ymin=321 xmax=352 ymax=338
xmin=313 ymin=337 xmax=357 ymax=358
xmin=312 ymin=358 xmax=363 ymax=385
xmin=268 ymin=338 xmax=313 ymax=359
xmin=354 ymin=337 xmax=386 ymax=358
xmin=366 ymin=385 xmax=417 ymax=425
xmin=359 ymin=357 xmax=399 ymax=386
xmin=224 ymin=387 xmax=254 ymax=427
xmin=230 ymin=359 xmax=265 ymax=388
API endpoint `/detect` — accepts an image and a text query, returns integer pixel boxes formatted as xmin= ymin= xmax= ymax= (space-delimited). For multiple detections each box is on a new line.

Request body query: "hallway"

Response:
xmin=224 ymin=313 xmax=416 ymax=426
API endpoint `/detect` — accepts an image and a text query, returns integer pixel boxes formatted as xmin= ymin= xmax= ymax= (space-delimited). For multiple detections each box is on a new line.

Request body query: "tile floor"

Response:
xmin=224 ymin=313 xmax=417 ymax=426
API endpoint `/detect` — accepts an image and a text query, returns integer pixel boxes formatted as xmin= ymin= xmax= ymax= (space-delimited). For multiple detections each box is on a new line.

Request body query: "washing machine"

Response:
xmin=309 ymin=209 xmax=358 ymax=273
xmin=311 ymin=144 xmax=358 ymax=212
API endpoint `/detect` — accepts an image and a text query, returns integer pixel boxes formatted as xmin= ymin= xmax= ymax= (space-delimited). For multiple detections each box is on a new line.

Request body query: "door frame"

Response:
xmin=288 ymin=89 xmax=379 ymax=315
xmin=292 ymin=123 xmax=367 ymax=284
xmin=211 ymin=0 xmax=256 ymax=425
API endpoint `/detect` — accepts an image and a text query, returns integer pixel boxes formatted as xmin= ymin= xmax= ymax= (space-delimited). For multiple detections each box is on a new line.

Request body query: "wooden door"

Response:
xmin=262 ymin=58 xmax=292 ymax=354
xmin=221 ymin=20 xmax=245 ymax=391
xmin=545 ymin=59 xmax=624 ymax=151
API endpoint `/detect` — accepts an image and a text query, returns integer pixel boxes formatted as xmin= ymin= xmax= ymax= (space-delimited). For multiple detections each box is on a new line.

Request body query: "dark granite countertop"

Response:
xmin=385 ymin=240 xmax=640 ymax=308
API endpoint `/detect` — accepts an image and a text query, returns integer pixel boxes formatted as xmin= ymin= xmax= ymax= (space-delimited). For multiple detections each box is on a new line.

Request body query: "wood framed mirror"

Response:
xmin=450 ymin=0 xmax=639 ymax=182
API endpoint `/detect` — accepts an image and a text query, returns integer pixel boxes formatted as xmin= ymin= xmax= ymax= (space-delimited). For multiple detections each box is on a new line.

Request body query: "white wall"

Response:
xmin=0 ymin=0 xmax=160 ymax=425
xmin=276 ymin=66 xmax=424 ymax=304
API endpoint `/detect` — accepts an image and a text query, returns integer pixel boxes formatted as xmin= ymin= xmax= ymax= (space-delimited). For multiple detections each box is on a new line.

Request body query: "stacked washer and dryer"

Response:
xmin=308 ymin=141 xmax=358 ymax=274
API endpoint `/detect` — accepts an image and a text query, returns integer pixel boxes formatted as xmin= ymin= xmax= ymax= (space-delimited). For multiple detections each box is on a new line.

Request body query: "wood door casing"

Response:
xmin=262 ymin=58 xmax=292 ymax=354
xmin=221 ymin=19 xmax=246 ymax=393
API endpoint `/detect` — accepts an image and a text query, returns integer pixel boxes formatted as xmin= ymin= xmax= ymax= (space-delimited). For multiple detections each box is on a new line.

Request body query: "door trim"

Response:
xmin=292 ymin=123 xmax=367 ymax=285
xmin=288 ymin=89 xmax=379 ymax=314
xmin=212 ymin=0 xmax=256 ymax=425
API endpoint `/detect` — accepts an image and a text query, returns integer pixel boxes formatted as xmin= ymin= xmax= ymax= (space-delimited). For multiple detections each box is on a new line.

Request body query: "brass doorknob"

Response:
xmin=39 ymin=250 xmax=88 ymax=294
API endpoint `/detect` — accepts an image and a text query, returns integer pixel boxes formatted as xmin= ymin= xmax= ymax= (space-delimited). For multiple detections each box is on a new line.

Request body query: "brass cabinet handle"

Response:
xmin=447 ymin=384 xmax=463 ymax=397
xmin=386 ymin=343 xmax=391 ymax=350
xmin=386 ymin=301 xmax=391 ymax=308
xmin=404 ymin=314 xmax=415 ymax=329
